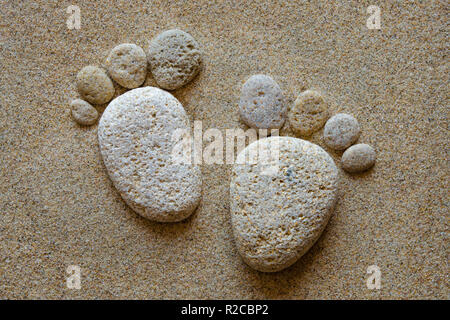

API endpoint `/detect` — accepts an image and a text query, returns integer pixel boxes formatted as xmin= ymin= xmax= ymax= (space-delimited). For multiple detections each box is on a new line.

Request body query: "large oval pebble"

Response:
xmin=230 ymin=136 xmax=339 ymax=272
xmin=98 ymin=87 xmax=201 ymax=222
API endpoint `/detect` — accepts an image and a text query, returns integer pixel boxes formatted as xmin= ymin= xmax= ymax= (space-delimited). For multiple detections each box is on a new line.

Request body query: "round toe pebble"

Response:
xmin=288 ymin=90 xmax=329 ymax=136
xmin=70 ymin=99 xmax=98 ymax=125
xmin=76 ymin=66 xmax=115 ymax=104
xmin=147 ymin=29 xmax=202 ymax=90
xmin=239 ymin=74 xmax=286 ymax=130
xmin=106 ymin=43 xmax=147 ymax=89
xmin=341 ymin=143 xmax=376 ymax=173
xmin=323 ymin=113 xmax=360 ymax=150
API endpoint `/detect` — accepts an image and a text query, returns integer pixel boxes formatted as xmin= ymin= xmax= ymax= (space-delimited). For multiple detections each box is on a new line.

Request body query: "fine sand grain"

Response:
xmin=0 ymin=1 xmax=447 ymax=299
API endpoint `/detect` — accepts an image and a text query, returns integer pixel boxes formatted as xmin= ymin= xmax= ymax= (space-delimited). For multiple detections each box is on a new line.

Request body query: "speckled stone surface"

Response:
xmin=70 ymin=99 xmax=98 ymax=126
xmin=230 ymin=137 xmax=339 ymax=272
xmin=0 ymin=1 xmax=447 ymax=299
xmin=98 ymin=87 xmax=202 ymax=222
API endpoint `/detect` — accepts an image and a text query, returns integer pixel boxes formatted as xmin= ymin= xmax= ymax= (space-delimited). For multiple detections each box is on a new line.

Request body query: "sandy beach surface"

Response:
xmin=0 ymin=1 xmax=448 ymax=299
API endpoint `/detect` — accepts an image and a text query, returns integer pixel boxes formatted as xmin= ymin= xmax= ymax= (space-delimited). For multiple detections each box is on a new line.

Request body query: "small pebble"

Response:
xmin=239 ymin=74 xmax=286 ymax=130
xmin=76 ymin=66 xmax=115 ymax=105
xmin=230 ymin=136 xmax=339 ymax=272
xmin=148 ymin=29 xmax=202 ymax=90
xmin=98 ymin=87 xmax=202 ymax=222
xmin=323 ymin=113 xmax=360 ymax=150
xmin=288 ymin=89 xmax=329 ymax=136
xmin=70 ymin=99 xmax=98 ymax=125
xmin=105 ymin=43 xmax=147 ymax=89
xmin=341 ymin=143 xmax=376 ymax=173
